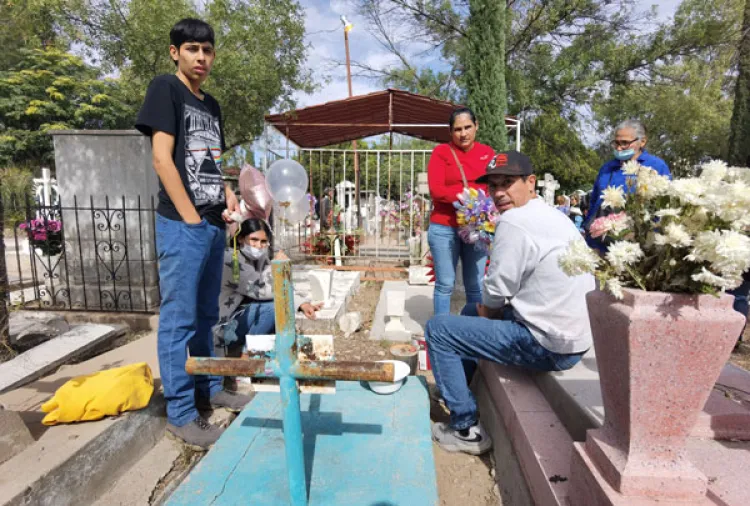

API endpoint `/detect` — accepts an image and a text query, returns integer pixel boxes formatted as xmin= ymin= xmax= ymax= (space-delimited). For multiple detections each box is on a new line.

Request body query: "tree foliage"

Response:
xmin=0 ymin=48 xmax=134 ymax=168
xmin=729 ymin=0 xmax=750 ymax=166
xmin=462 ymin=0 xmax=508 ymax=150
xmin=68 ymin=0 xmax=314 ymax=148
xmin=522 ymin=110 xmax=599 ymax=192
xmin=594 ymin=0 xmax=742 ymax=173
xmin=353 ymin=0 xmax=744 ymax=178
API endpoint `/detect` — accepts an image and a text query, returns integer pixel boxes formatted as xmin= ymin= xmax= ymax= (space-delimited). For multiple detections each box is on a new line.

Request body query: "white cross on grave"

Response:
xmin=537 ymin=173 xmax=559 ymax=206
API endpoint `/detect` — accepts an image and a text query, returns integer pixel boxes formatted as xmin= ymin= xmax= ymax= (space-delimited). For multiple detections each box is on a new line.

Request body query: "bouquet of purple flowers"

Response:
xmin=453 ymin=188 xmax=498 ymax=254
xmin=19 ymin=218 xmax=63 ymax=256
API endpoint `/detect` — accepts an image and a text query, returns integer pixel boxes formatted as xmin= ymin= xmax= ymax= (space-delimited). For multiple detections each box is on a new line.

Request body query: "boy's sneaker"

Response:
xmin=431 ymin=421 xmax=492 ymax=455
xmin=196 ymin=390 xmax=254 ymax=413
xmin=166 ymin=416 xmax=224 ymax=451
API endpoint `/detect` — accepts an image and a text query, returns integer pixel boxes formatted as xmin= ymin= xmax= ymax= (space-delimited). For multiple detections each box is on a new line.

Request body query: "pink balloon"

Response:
xmin=239 ymin=165 xmax=273 ymax=221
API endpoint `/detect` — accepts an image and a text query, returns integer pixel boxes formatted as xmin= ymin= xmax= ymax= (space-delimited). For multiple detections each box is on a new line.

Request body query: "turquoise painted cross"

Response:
xmin=186 ymin=259 xmax=398 ymax=506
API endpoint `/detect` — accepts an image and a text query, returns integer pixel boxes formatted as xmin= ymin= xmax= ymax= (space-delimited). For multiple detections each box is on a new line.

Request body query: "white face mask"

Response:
xmin=241 ymin=245 xmax=267 ymax=260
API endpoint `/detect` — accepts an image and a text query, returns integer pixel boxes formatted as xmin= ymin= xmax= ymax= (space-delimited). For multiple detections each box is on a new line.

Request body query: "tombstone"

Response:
xmin=537 ymin=173 xmax=559 ymax=206
xmin=50 ymin=130 xmax=160 ymax=311
xmin=308 ymin=269 xmax=334 ymax=308
xmin=383 ymin=289 xmax=411 ymax=341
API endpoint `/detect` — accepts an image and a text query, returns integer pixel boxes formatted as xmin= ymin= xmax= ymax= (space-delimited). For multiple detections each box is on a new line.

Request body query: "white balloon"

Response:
xmin=277 ymin=199 xmax=308 ymax=225
xmin=266 ymin=159 xmax=308 ymax=203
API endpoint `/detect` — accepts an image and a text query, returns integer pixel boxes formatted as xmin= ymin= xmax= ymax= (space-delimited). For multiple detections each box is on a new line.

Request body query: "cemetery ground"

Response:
xmin=2 ymin=274 xmax=748 ymax=505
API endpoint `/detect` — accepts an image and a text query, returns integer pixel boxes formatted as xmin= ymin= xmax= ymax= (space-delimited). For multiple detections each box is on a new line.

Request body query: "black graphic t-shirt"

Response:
xmin=135 ymin=74 xmax=226 ymax=228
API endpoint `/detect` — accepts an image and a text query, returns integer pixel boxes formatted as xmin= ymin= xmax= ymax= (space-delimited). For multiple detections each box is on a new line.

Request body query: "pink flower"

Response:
xmin=589 ymin=212 xmax=630 ymax=239
xmin=18 ymin=223 xmax=27 ymax=230
xmin=33 ymin=231 xmax=48 ymax=241
xmin=47 ymin=221 xmax=61 ymax=232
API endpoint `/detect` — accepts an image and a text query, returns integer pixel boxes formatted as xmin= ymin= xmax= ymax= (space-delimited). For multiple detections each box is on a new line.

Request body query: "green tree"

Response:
xmin=595 ymin=0 xmax=742 ymax=173
xmin=0 ymin=48 xmax=135 ymax=168
xmin=729 ymin=0 xmax=750 ymax=166
xmin=461 ymin=0 xmax=508 ymax=150
xmin=69 ymin=0 xmax=314 ymax=149
xmin=522 ymin=110 xmax=599 ymax=192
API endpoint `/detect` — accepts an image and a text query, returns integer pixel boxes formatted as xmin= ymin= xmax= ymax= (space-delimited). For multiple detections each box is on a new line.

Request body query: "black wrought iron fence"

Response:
xmin=3 ymin=195 xmax=159 ymax=313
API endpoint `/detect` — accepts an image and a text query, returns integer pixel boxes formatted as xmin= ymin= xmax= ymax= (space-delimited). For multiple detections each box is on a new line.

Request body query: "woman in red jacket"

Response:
xmin=427 ymin=107 xmax=495 ymax=316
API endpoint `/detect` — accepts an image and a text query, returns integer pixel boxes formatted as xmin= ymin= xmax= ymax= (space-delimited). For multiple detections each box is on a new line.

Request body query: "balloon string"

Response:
xmin=232 ymin=225 xmax=241 ymax=283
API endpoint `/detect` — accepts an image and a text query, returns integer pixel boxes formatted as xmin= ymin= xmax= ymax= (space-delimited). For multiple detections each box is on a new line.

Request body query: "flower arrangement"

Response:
xmin=302 ymin=230 xmax=360 ymax=262
xmin=398 ymin=191 xmax=425 ymax=235
xmin=559 ymin=160 xmax=750 ymax=299
xmin=453 ymin=187 xmax=498 ymax=254
xmin=19 ymin=218 xmax=63 ymax=256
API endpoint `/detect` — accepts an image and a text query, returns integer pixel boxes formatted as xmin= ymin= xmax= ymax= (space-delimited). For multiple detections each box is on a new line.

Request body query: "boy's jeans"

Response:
xmin=156 ymin=215 xmax=225 ymax=426
xmin=427 ymin=224 xmax=487 ymax=316
xmin=425 ymin=307 xmax=584 ymax=430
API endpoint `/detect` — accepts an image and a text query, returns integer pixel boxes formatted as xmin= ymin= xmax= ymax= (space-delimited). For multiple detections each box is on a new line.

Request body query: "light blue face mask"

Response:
xmin=614 ymin=149 xmax=636 ymax=161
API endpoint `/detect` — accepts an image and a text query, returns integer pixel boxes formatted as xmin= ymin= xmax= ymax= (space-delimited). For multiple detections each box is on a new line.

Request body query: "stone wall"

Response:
xmin=49 ymin=130 xmax=160 ymax=311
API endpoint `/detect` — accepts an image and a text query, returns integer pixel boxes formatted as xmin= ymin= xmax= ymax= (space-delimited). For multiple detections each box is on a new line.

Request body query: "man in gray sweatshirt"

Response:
xmin=427 ymin=150 xmax=595 ymax=456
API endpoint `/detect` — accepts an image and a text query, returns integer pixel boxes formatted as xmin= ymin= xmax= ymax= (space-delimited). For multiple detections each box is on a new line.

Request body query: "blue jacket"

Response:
xmin=584 ymin=150 xmax=671 ymax=250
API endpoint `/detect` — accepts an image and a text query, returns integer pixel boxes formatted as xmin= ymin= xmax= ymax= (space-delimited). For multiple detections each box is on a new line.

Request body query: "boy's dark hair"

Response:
xmin=170 ymin=18 xmax=215 ymax=53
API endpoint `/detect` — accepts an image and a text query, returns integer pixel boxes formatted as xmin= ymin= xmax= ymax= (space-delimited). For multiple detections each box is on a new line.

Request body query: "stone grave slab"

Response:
xmin=535 ymin=348 xmax=750 ymax=442
xmin=166 ymin=378 xmax=438 ymax=506
xmin=0 ymin=324 xmax=126 ymax=394
xmin=293 ymin=269 xmax=360 ymax=334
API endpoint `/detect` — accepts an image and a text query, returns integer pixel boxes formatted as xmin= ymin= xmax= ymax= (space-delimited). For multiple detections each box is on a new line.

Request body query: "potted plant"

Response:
xmin=559 ymin=160 xmax=749 ymax=501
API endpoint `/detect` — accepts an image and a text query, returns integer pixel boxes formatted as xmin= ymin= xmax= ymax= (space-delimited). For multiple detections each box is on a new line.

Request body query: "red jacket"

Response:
xmin=428 ymin=142 xmax=494 ymax=228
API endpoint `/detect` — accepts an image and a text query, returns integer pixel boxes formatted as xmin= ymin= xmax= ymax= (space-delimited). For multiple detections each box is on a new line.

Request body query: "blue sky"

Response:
xmin=294 ymin=0 xmax=685 ymax=108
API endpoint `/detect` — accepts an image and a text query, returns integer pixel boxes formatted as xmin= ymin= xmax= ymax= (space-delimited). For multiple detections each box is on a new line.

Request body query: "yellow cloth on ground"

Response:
xmin=41 ymin=362 xmax=154 ymax=426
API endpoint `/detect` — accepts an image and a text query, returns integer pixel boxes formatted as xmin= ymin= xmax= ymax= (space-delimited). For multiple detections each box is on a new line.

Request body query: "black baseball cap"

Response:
xmin=476 ymin=150 xmax=533 ymax=183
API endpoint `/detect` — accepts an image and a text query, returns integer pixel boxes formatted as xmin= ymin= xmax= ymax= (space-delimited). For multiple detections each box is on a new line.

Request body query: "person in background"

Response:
xmin=584 ymin=120 xmax=671 ymax=251
xmin=214 ymin=218 xmax=322 ymax=355
xmin=320 ymin=187 xmax=334 ymax=231
xmin=555 ymin=195 xmax=570 ymax=215
xmin=569 ymin=195 xmax=584 ymax=233
xmin=427 ymin=107 xmax=495 ymax=316
xmin=730 ymin=272 xmax=750 ymax=347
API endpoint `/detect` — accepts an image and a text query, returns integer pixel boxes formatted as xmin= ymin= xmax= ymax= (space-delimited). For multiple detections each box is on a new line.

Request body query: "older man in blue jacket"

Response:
xmin=584 ymin=120 xmax=671 ymax=251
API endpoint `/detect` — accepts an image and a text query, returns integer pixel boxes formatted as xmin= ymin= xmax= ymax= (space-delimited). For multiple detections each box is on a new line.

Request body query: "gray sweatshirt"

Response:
xmin=483 ymin=198 xmax=595 ymax=354
xmin=213 ymin=249 xmax=309 ymax=347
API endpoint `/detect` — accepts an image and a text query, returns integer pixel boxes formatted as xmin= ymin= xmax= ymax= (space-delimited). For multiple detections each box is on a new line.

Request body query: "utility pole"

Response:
xmin=341 ymin=15 xmax=362 ymax=229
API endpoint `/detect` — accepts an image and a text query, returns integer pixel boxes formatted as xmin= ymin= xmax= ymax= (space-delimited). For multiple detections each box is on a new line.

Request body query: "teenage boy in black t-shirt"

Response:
xmin=136 ymin=18 xmax=251 ymax=450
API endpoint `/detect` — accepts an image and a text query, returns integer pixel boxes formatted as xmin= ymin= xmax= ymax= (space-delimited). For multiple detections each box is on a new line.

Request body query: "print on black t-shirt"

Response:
xmin=184 ymin=103 xmax=224 ymax=206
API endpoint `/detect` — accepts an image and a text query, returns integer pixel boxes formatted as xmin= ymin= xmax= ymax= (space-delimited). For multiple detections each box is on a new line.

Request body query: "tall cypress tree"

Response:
xmin=462 ymin=0 xmax=509 ymax=151
xmin=729 ymin=0 xmax=750 ymax=166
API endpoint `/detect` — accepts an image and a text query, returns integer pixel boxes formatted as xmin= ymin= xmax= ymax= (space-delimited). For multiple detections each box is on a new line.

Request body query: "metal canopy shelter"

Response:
xmin=264 ymin=89 xmax=521 ymax=150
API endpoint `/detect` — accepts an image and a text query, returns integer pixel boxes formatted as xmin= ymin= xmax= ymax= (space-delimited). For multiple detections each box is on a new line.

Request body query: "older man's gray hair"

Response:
xmin=614 ymin=119 xmax=647 ymax=139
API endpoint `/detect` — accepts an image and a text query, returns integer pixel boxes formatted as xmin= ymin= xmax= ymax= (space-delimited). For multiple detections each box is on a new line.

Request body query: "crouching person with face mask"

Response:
xmin=213 ymin=218 xmax=323 ymax=355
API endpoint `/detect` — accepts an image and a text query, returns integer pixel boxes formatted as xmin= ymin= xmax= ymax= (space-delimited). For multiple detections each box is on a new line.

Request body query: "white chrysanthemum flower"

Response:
xmin=691 ymin=267 xmax=742 ymax=291
xmin=653 ymin=233 xmax=668 ymax=246
xmin=655 ymin=207 xmax=682 ymax=218
xmin=690 ymin=230 xmax=750 ymax=277
xmin=727 ymin=166 xmax=750 ymax=185
xmin=715 ymin=230 xmax=750 ymax=274
xmin=636 ymin=169 xmax=670 ymax=198
xmin=700 ymin=160 xmax=728 ymax=183
xmin=669 ymin=178 xmax=705 ymax=205
xmin=558 ymin=239 xmax=600 ymax=276
xmin=663 ymin=223 xmax=693 ymax=248
xmin=621 ymin=160 xmax=641 ymax=176
xmin=683 ymin=207 xmax=709 ymax=232
xmin=606 ymin=278 xmax=624 ymax=299
xmin=605 ymin=241 xmax=644 ymax=273
xmin=601 ymin=186 xmax=626 ymax=210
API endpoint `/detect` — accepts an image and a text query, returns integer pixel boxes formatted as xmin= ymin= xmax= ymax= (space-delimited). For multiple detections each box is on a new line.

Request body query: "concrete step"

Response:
xmin=0 ymin=323 xmax=128 ymax=394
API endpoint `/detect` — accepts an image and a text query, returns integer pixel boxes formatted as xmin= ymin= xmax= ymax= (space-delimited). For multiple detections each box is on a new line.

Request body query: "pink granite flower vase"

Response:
xmin=571 ymin=288 xmax=745 ymax=503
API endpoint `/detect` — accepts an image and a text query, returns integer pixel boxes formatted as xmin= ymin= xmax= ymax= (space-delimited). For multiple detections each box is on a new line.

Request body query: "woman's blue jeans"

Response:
xmin=427 ymin=223 xmax=487 ymax=316
xmin=234 ymin=300 xmax=277 ymax=340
